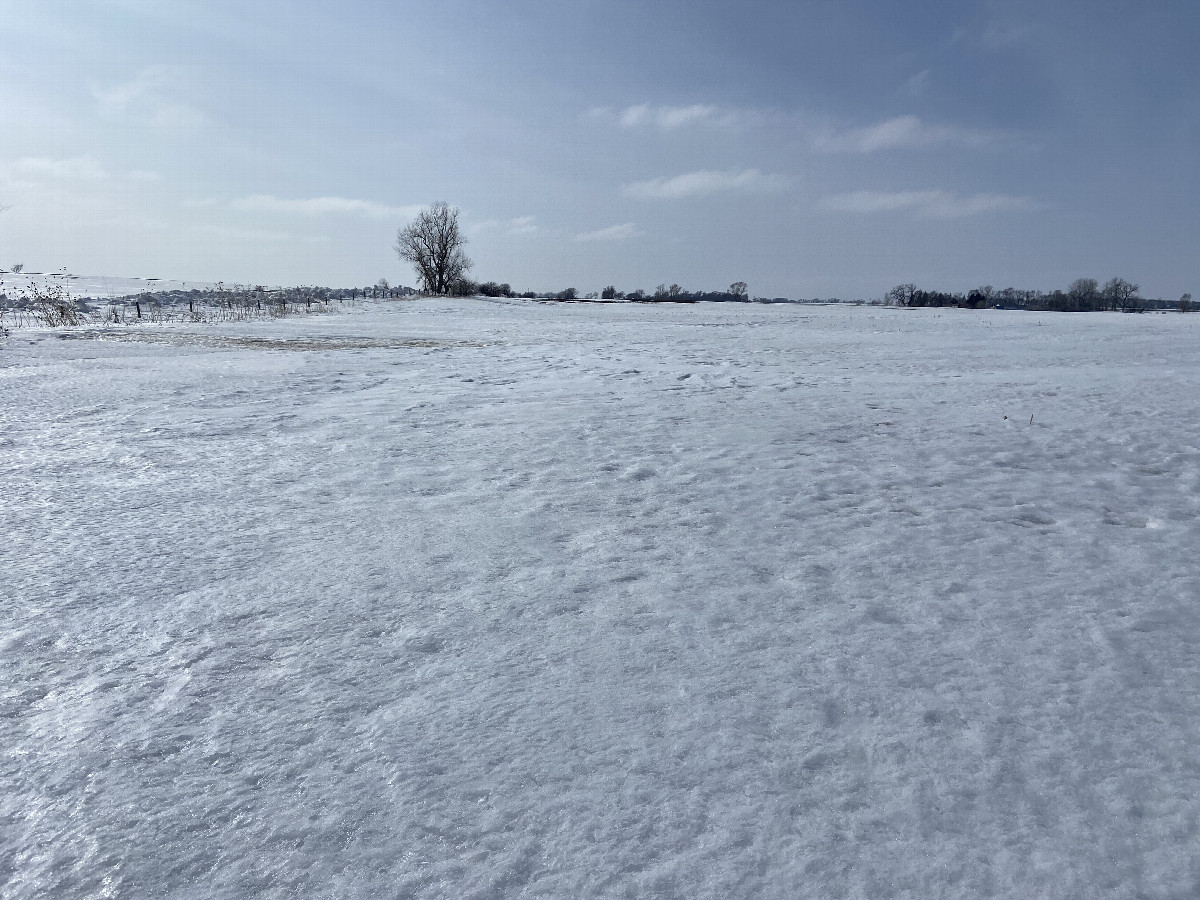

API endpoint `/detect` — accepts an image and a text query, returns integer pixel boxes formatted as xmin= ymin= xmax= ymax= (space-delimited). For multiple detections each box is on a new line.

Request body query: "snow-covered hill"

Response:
xmin=3 ymin=300 xmax=1199 ymax=898
xmin=0 ymin=271 xmax=227 ymax=299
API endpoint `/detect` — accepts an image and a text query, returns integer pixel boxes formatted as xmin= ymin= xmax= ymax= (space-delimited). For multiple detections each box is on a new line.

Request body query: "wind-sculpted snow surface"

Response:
xmin=3 ymin=300 xmax=1199 ymax=898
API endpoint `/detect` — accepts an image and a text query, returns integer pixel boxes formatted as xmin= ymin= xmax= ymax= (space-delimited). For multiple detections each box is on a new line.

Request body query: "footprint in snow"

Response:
xmin=1011 ymin=508 xmax=1056 ymax=527
xmin=1103 ymin=508 xmax=1150 ymax=528
xmin=623 ymin=465 xmax=656 ymax=482
xmin=403 ymin=634 xmax=445 ymax=654
xmin=864 ymin=604 xmax=904 ymax=625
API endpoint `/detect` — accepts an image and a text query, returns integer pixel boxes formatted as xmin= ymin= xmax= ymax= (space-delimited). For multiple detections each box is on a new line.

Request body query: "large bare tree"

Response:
xmin=395 ymin=202 xmax=472 ymax=295
xmin=1102 ymin=276 xmax=1141 ymax=312
xmin=1067 ymin=277 xmax=1099 ymax=311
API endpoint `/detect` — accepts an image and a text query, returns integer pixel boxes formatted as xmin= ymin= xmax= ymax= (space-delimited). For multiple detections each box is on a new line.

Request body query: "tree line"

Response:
xmin=421 ymin=279 xmax=754 ymax=303
xmin=886 ymin=278 xmax=1192 ymax=313
xmin=396 ymin=204 xmax=1195 ymax=312
xmin=598 ymin=282 xmax=750 ymax=303
xmin=395 ymin=203 xmax=753 ymax=302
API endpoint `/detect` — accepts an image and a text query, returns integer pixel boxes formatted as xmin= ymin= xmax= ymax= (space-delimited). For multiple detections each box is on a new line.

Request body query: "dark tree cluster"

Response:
xmin=450 ymin=282 xmax=756 ymax=303
xmin=885 ymin=283 xmax=998 ymax=309
xmin=445 ymin=278 xmax=540 ymax=299
xmin=585 ymin=282 xmax=751 ymax=303
xmin=885 ymin=277 xmax=1188 ymax=313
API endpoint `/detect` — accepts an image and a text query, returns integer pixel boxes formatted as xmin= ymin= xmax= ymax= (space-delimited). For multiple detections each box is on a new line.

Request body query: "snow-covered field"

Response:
xmin=3 ymin=299 xmax=1199 ymax=899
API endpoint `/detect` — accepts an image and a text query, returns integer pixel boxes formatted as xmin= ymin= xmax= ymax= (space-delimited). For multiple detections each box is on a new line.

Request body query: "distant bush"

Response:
xmin=24 ymin=283 xmax=84 ymax=326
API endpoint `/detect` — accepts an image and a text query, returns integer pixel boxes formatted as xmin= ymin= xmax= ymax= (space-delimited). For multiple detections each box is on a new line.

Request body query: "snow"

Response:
xmin=3 ymin=299 xmax=1200 ymax=898
xmin=0 ymin=272 xmax=223 ymax=299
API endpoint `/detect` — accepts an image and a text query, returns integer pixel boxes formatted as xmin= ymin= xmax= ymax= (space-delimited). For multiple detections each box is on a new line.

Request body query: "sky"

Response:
xmin=1 ymin=0 xmax=1197 ymax=299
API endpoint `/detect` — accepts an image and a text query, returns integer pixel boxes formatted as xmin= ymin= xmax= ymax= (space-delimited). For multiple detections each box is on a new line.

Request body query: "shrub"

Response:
xmin=25 ymin=283 xmax=83 ymax=326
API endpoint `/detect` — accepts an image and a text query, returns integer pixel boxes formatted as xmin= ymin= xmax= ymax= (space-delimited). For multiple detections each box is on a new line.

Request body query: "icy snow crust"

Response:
xmin=3 ymin=299 xmax=1199 ymax=898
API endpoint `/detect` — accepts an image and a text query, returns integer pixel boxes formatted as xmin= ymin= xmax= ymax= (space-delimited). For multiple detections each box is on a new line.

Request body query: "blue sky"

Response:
xmin=1 ymin=0 xmax=1196 ymax=298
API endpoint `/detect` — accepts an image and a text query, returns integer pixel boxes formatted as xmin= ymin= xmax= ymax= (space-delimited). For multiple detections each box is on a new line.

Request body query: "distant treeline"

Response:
xmin=886 ymin=278 xmax=1193 ymax=313
xmin=610 ymin=283 xmax=750 ymax=304
xmin=455 ymin=280 xmax=754 ymax=303
xmin=445 ymin=274 xmax=870 ymax=304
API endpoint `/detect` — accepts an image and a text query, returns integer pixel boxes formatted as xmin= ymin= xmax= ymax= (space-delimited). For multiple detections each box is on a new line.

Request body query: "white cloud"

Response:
xmin=623 ymin=168 xmax=783 ymax=200
xmin=574 ymin=223 xmax=640 ymax=242
xmin=587 ymin=104 xmax=771 ymax=130
xmin=467 ymin=215 xmax=539 ymax=236
xmin=815 ymin=115 xmax=999 ymax=153
xmin=92 ymin=66 xmax=207 ymax=130
xmin=196 ymin=224 xmax=310 ymax=245
xmin=821 ymin=189 xmax=1039 ymax=218
xmin=230 ymin=195 xmax=419 ymax=219
xmin=92 ymin=69 xmax=163 ymax=111
xmin=619 ymin=104 xmax=721 ymax=128
xmin=899 ymin=70 xmax=931 ymax=99
xmin=506 ymin=216 xmax=538 ymax=235
xmin=1 ymin=157 xmax=109 ymax=182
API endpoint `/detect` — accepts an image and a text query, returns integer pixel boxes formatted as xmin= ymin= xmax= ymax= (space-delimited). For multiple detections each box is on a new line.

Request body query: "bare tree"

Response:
xmin=997 ymin=287 xmax=1023 ymax=308
xmin=1102 ymin=276 xmax=1140 ymax=312
xmin=729 ymin=281 xmax=748 ymax=301
xmin=395 ymin=202 xmax=472 ymax=295
xmin=1067 ymin=277 xmax=1099 ymax=311
xmin=886 ymin=283 xmax=919 ymax=306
